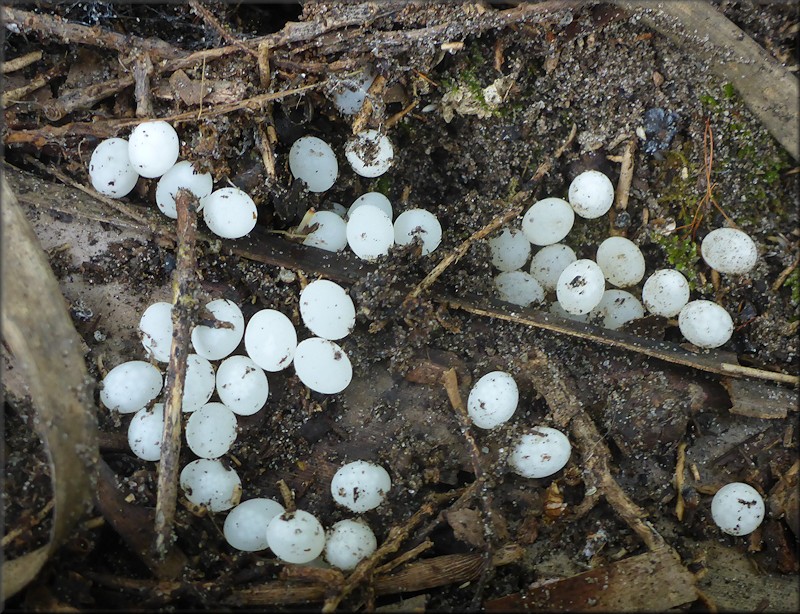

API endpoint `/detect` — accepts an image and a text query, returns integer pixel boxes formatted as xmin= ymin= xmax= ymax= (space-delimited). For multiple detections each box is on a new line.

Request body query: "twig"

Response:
xmin=42 ymin=75 xmax=135 ymax=121
xmin=440 ymin=368 xmax=496 ymax=611
xmin=188 ymin=0 xmax=260 ymax=60
xmin=154 ymin=189 xmax=200 ymax=557
xmin=2 ymin=50 xmax=43 ymax=74
xmin=1 ymin=63 xmax=62 ymax=109
xmin=1 ymin=499 xmax=55 ymax=548
xmin=352 ymin=74 xmax=387 ymax=134
xmin=133 ymin=53 xmax=155 ymax=118
xmin=772 ymin=255 xmax=799 ymax=292
xmin=674 ymin=441 xmax=687 ymax=521
xmin=402 ymin=194 xmax=527 ymax=307
xmin=1 ymin=6 xmax=182 ymax=59
xmin=374 ymin=539 xmax=434 ymax=575
xmin=609 ymin=136 xmax=636 ymax=236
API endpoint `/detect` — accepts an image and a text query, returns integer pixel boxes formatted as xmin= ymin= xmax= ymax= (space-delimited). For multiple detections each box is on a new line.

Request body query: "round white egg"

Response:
xmin=345 ymin=129 xmax=394 ymax=177
xmin=568 ymin=170 xmax=614 ymax=219
xmin=332 ymin=65 xmax=376 ymax=115
xmin=139 ymin=301 xmax=173 ymax=363
xmin=642 ymin=269 xmax=690 ymax=317
xmin=549 ymin=300 xmax=590 ymax=323
xmin=299 ymin=279 xmax=356 ymax=341
xmin=100 ymin=360 xmax=162 ymax=414
xmin=521 ymin=198 xmax=575 ymax=246
xmin=182 ymin=354 xmax=216 ymax=413
xmin=349 ymin=192 xmax=393 ymax=220
xmin=595 ymin=236 xmax=646 ymax=288
xmin=393 ymin=209 xmax=442 ymax=256
xmin=266 ymin=510 xmax=326 ymax=564
xmin=495 ymin=271 xmax=545 ymax=307
xmin=216 ymin=355 xmax=269 ymax=416
xmin=325 ymin=519 xmax=378 ymax=571
xmin=346 ymin=204 xmax=394 ymax=261
xmin=186 ymin=402 xmax=238 ymax=459
xmin=88 ymin=137 xmax=140 ymax=198
xmin=180 ymin=458 xmax=241 ymax=512
xmin=293 ymin=338 xmax=352 ymax=394
xmin=488 ymin=228 xmax=531 ymax=272
xmin=467 ymin=371 xmax=519 ymax=430
xmin=127 ymin=403 xmax=165 ymax=461
xmin=224 ymin=498 xmax=285 ymax=552
xmin=331 ymin=460 xmax=391 ymax=512
xmin=128 ymin=121 xmax=180 ymax=179
xmin=678 ymin=300 xmax=734 ymax=349
xmin=711 ymin=482 xmax=765 ymax=536
xmin=289 ymin=135 xmax=338 ymax=192
xmin=191 ymin=299 xmax=245 ymax=361
xmin=155 ymin=160 xmax=213 ymax=219
xmin=509 ymin=427 xmax=572 ymax=478
xmin=556 ymin=259 xmax=606 ymax=315
xmin=701 ymin=227 xmax=758 ymax=275
xmin=303 ymin=210 xmax=348 ymax=252
xmin=244 ymin=309 xmax=298 ymax=372
xmin=201 ymin=188 xmax=258 ymax=239
xmin=589 ymin=290 xmax=644 ymax=330
xmin=530 ymin=244 xmax=577 ymax=292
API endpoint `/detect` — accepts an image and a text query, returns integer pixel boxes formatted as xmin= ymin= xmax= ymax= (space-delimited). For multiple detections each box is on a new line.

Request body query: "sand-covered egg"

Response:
xmin=509 ymin=427 xmax=572 ymax=478
xmin=678 ymin=300 xmax=733 ymax=349
xmin=331 ymin=460 xmax=391 ymax=512
xmin=556 ymin=259 xmax=606 ymax=315
xmin=180 ymin=458 xmax=241 ymax=512
xmin=127 ymin=404 xmax=164 ymax=461
xmin=345 ymin=129 xmax=394 ymax=177
xmin=488 ymin=228 xmax=531 ymax=272
xmin=701 ymin=227 xmax=758 ymax=275
xmin=266 ymin=510 xmax=326 ymax=564
xmin=467 ymin=371 xmax=519 ymax=430
xmin=595 ymin=236 xmax=645 ymax=288
xmin=568 ymin=170 xmax=614 ymax=219
xmin=495 ymin=271 xmax=545 ymax=307
xmin=642 ymin=269 xmax=690 ymax=317
xmin=325 ymin=519 xmax=378 ymax=571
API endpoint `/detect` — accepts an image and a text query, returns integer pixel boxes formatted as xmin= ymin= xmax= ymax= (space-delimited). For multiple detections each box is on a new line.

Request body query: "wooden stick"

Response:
xmin=2 ymin=50 xmax=43 ymax=74
xmin=154 ymin=189 xmax=200 ymax=556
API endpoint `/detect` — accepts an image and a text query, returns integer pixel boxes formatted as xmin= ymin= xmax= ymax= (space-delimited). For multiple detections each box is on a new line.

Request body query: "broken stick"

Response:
xmin=154 ymin=189 xmax=201 ymax=556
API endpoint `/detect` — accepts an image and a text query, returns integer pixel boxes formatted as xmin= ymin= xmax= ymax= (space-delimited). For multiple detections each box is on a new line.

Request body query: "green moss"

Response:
xmin=722 ymin=82 xmax=737 ymax=100
xmin=373 ymin=175 xmax=392 ymax=195
xmin=786 ymin=267 xmax=800 ymax=309
xmin=651 ymin=233 xmax=710 ymax=293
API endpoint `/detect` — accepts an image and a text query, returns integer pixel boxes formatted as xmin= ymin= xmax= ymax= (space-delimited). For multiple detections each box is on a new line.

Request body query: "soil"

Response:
xmin=2 ymin=2 xmax=799 ymax=612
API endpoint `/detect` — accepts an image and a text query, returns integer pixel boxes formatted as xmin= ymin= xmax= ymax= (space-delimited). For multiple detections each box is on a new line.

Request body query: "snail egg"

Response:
xmin=303 ymin=210 xmax=348 ymax=252
xmin=201 ymin=188 xmax=258 ymax=239
xmin=642 ymin=269 xmax=690 ymax=317
xmin=701 ymin=227 xmax=758 ymax=275
xmin=509 ymin=427 xmax=572 ymax=478
xmin=180 ymin=458 xmax=241 ymax=512
xmin=182 ymin=354 xmax=216 ymax=413
xmin=568 ymin=170 xmax=614 ymax=219
xmin=127 ymin=404 xmax=164 ymax=461
xmin=521 ymin=198 xmax=575 ymax=246
xmin=216 ymin=355 xmax=269 ymax=416
xmin=325 ymin=519 xmax=378 ymax=570
xmin=467 ymin=371 xmax=519 ymax=430
xmin=495 ymin=271 xmax=545 ymax=307
xmin=88 ymin=137 xmax=139 ymax=198
xmin=678 ymin=300 xmax=733 ymax=348
xmin=346 ymin=204 xmax=394 ymax=261
xmin=530 ymin=244 xmax=577 ymax=292
xmin=266 ymin=510 xmax=326 ymax=564
xmin=244 ymin=309 xmax=298 ymax=372
xmin=589 ymin=289 xmax=644 ymax=330
xmin=489 ymin=228 xmax=531 ymax=272
xmin=100 ymin=360 xmax=162 ymax=414
xmin=349 ymin=192 xmax=393 ymax=220
xmin=185 ymin=402 xmax=238 ymax=459
xmin=155 ymin=160 xmax=213 ymax=219
xmin=224 ymin=498 xmax=285 ymax=552
xmin=345 ymin=129 xmax=394 ymax=177
xmin=139 ymin=301 xmax=173 ymax=363
xmin=393 ymin=209 xmax=442 ymax=255
xmin=711 ymin=482 xmax=765 ymax=536
xmin=299 ymin=280 xmax=356 ymax=341
xmin=556 ymin=259 xmax=606 ymax=315
xmin=331 ymin=460 xmax=391 ymax=512
xmin=595 ymin=236 xmax=645 ymax=288
xmin=289 ymin=135 xmax=338 ymax=192
xmin=128 ymin=121 xmax=180 ymax=179
xmin=293 ymin=338 xmax=352 ymax=394
xmin=191 ymin=299 xmax=245 ymax=361
xmin=331 ymin=65 xmax=376 ymax=115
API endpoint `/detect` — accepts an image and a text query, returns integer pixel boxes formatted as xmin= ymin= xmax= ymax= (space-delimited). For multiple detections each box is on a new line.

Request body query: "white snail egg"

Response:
xmin=155 ymin=160 xmax=213 ymax=219
xmin=182 ymin=354 xmax=216 ymax=413
xmin=589 ymin=289 xmax=644 ymax=330
xmin=139 ymin=301 xmax=173 ymax=363
xmin=346 ymin=204 xmax=394 ymax=261
xmin=331 ymin=460 xmax=391 ymax=512
xmin=711 ymin=482 xmax=765 ymax=536
xmin=467 ymin=371 xmax=519 ymax=430
xmin=224 ymin=498 xmax=285 ymax=552
xmin=299 ymin=280 xmax=356 ymax=341
xmin=266 ymin=510 xmax=326 ymax=564
xmin=701 ymin=227 xmax=758 ymax=275
xmin=216 ymin=355 xmax=269 ymax=416
xmin=556 ymin=259 xmax=606 ymax=315
xmin=185 ymin=402 xmax=238 ymax=459
xmin=595 ymin=236 xmax=646 ymax=288
xmin=244 ymin=309 xmax=297 ymax=372
xmin=191 ymin=299 xmax=245 ymax=361
xmin=201 ymin=188 xmax=258 ymax=239
xmin=128 ymin=121 xmax=180 ymax=179
xmin=127 ymin=403 xmax=165 ymax=461
xmin=509 ymin=426 xmax=572 ymax=478
xmin=521 ymin=198 xmax=575 ymax=246
xmin=568 ymin=170 xmax=614 ymax=219
xmin=488 ymin=228 xmax=531 ymax=272
xmin=325 ymin=519 xmax=378 ymax=571
xmin=100 ymin=360 xmax=162 ymax=414
xmin=88 ymin=137 xmax=139 ymax=198
xmin=293 ymin=338 xmax=352 ymax=394
xmin=393 ymin=209 xmax=442 ymax=256
xmin=642 ymin=269 xmax=690 ymax=317
xmin=349 ymin=192 xmax=393 ymax=220
xmin=345 ymin=129 xmax=394 ymax=177
xmin=495 ymin=271 xmax=545 ymax=307
xmin=289 ymin=135 xmax=338 ymax=193
xmin=530 ymin=243 xmax=577 ymax=292
xmin=303 ymin=210 xmax=348 ymax=252
xmin=678 ymin=300 xmax=733 ymax=349
xmin=180 ymin=458 xmax=241 ymax=512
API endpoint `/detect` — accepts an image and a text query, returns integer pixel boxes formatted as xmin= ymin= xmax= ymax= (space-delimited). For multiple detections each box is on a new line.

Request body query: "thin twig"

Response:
xmin=188 ymin=0 xmax=260 ymax=60
xmin=133 ymin=53 xmax=155 ymax=118
xmin=1 ymin=63 xmax=62 ymax=109
xmin=2 ymin=50 xmax=43 ymax=74
xmin=154 ymin=189 xmax=200 ymax=557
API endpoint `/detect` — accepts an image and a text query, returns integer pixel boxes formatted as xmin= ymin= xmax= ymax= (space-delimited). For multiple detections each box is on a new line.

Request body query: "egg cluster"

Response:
xmin=100 ymin=277 xmax=390 ymax=567
xmin=488 ymin=169 xmax=758 ymax=349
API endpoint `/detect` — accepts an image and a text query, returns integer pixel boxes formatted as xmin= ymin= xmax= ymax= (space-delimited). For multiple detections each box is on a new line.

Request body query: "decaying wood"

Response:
xmin=721 ymin=376 xmax=799 ymax=420
xmin=483 ymin=547 xmax=697 ymax=612
xmin=154 ymin=189 xmax=201 ymax=557
xmin=614 ymin=0 xmax=799 ymax=160
xmin=2 ymin=49 xmax=43 ymax=74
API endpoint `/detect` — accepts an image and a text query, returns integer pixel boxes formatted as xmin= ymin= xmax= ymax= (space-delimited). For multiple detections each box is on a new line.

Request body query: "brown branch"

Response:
xmin=2 ymin=50 xmax=43 ymax=74
xmin=42 ymin=75 xmax=135 ymax=121
xmin=154 ymin=189 xmax=200 ymax=557
xmin=1 ymin=63 xmax=63 ymax=109
xmin=133 ymin=53 xmax=155 ymax=118
xmin=188 ymin=1 xmax=260 ymax=60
